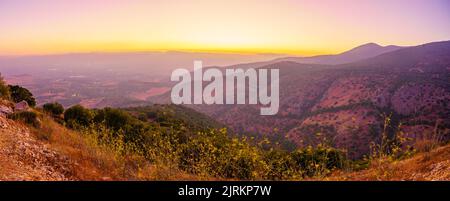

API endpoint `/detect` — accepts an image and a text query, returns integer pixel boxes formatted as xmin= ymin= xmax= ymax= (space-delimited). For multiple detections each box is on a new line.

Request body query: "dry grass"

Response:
xmin=30 ymin=116 xmax=201 ymax=180
xmin=413 ymin=126 xmax=446 ymax=153
xmin=324 ymin=144 xmax=450 ymax=181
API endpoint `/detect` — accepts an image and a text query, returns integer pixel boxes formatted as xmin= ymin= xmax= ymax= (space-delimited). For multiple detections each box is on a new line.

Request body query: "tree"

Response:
xmin=8 ymin=85 xmax=36 ymax=106
xmin=64 ymin=105 xmax=92 ymax=128
xmin=43 ymin=102 xmax=64 ymax=116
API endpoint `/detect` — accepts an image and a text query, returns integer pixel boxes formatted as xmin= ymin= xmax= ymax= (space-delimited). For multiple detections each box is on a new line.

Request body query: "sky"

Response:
xmin=0 ymin=0 xmax=449 ymax=55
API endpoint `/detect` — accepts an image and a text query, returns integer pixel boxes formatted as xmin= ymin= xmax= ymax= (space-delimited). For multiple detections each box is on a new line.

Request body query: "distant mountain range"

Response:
xmin=227 ymin=43 xmax=404 ymax=69
xmin=277 ymin=43 xmax=404 ymax=65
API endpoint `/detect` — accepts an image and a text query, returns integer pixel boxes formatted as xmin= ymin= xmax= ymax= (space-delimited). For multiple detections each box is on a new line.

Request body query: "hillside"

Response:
xmin=1 ymin=106 xmax=448 ymax=181
xmin=326 ymin=144 xmax=450 ymax=181
xmin=0 ymin=112 xmax=71 ymax=180
xmin=0 ymin=97 xmax=448 ymax=181
xmin=161 ymin=41 xmax=450 ymax=159
xmin=123 ymin=104 xmax=224 ymax=132
xmin=0 ymin=102 xmax=207 ymax=181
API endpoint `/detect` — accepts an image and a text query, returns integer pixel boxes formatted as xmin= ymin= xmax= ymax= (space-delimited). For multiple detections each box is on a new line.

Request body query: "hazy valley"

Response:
xmin=0 ymin=41 xmax=449 ymax=180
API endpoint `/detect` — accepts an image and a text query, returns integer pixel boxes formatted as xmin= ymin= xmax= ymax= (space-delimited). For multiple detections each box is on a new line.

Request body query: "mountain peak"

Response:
xmin=339 ymin=42 xmax=403 ymax=58
xmin=265 ymin=42 xmax=404 ymax=66
xmin=345 ymin=43 xmax=383 ymax=53
xmin=358 ymin=42 xmax=382 ymax=48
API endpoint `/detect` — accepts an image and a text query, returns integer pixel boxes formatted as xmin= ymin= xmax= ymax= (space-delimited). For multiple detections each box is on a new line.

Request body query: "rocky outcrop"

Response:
xmin=0 ymin=105 xmax=13 ymax=117
xmin=14 ymin=100 xmax=29 ymax=111
xmin=0 ymin=113 xmax=73 ymax=180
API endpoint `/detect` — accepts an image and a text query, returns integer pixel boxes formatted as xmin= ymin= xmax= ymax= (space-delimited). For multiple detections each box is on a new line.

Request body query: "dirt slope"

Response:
xmin=0 ymin=115 xmax=73 ymax=180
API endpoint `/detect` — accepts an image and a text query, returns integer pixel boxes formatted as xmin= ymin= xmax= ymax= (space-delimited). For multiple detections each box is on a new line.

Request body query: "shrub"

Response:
xmin=216 ymin=139 xmax=265 ymax=179
xmin=178 ymin=130 xmax=265 ymax=180
xmin=290 ymin=145 xmax=346 ymax=177
xmin=137 ymin=113 xmax=147 ymax=121
xmin=8 ymin=111 xmax=40 ymax=128
xmin=0 ymin=74 xmax=10 ymax=99
xmin=64 ymin=105 xmax=93 ymax=128
xmin=263 ymin=150 xmax=301 ymax=180
xmin=93 ymin=108 xmax=132 ymax=131
xmin=43 ymin=102 xmax=64 ymax=116
xmin=8 ymin=85 xmax=36 ymax=106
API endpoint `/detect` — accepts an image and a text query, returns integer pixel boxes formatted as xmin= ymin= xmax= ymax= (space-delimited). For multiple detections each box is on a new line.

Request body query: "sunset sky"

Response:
xmin=0 ymin=0 xmax=449 ymax=55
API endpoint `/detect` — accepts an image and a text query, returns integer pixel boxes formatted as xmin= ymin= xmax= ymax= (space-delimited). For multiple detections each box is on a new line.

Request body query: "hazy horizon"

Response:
xmin=0 ymin=40 xmax=439 ymax=58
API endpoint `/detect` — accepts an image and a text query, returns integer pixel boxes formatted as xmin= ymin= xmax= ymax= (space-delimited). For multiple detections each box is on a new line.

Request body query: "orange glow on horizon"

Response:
xmin=0 ymin=0 xmax=449 ymax=56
